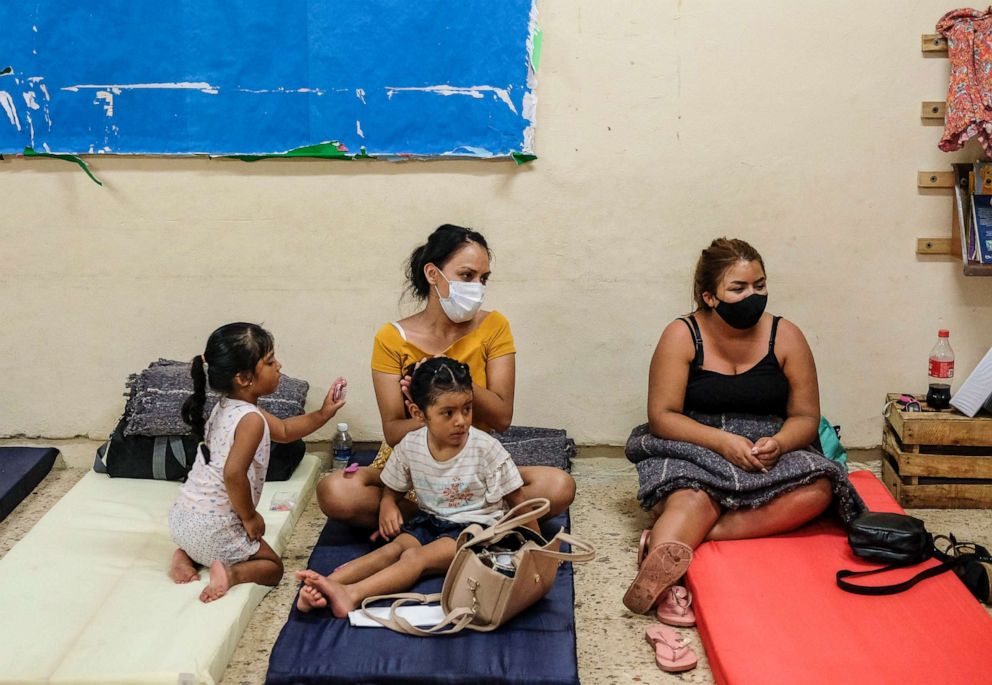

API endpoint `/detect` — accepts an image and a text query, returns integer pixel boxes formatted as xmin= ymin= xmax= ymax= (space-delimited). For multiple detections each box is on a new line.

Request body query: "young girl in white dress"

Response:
xmin=168 ymin=322 xmax=347 ymax=603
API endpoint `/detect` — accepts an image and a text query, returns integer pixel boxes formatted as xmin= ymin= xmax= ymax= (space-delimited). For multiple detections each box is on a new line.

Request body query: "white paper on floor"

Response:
xmin=348 ymin=604 xmax=446 ymax=628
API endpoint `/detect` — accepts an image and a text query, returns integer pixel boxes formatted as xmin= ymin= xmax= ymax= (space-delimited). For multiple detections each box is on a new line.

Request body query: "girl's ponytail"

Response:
xmin=181 ymin=322 xmax=274 ymax=461
xmin=182 ymin=355 xmax=208 ymax=441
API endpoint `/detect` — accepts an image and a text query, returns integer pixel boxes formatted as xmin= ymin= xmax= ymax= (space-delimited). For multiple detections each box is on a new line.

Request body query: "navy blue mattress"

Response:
xmin=0 ymin=447 xmax=59 ymax=523
xmin=266 ymin=512 xmax=579 ymax=685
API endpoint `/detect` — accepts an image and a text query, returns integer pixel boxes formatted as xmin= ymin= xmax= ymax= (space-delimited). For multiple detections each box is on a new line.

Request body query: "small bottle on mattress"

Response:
xmin=332 ymin=422 xmax=353 ymax=467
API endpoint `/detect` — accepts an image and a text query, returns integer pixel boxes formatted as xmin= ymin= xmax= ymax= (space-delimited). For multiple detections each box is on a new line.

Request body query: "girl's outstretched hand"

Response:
xmin=244 ymin=511 xmax=266 ymax=541
xmin=320 ymin=377 xmax=348 ymax=419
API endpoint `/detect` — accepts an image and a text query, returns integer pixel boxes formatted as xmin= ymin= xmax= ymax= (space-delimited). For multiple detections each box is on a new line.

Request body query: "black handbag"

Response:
xmin=846 ymin=512 xmax=933 ymax=565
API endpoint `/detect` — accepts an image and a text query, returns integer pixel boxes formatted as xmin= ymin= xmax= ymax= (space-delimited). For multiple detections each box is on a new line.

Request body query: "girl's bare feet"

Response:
xmin=297 ymin=585 xmax=328 ymax=612
xmin=169 ymin=548 xmax=199 ymax=583
xmin=294 ymin=570 xmax=329 ymax=612
xmin=303 ymin=573 xmax=357 ymax=618
xmin=200 ymin=561 xmax=231 ymax=603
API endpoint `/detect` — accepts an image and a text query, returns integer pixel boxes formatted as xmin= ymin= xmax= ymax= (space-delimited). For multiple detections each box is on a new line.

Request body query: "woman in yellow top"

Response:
xmin=316 ymin=224 xmax=576 ymax=527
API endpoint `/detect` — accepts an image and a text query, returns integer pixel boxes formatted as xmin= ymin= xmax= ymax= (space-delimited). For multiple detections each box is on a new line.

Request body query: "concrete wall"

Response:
xmin=2 ymin=1 xmax=988 ymax=447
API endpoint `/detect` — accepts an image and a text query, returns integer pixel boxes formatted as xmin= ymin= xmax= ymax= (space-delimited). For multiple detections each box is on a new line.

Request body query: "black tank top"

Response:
xmin=681 ymin=314 xmax=790 ymax=417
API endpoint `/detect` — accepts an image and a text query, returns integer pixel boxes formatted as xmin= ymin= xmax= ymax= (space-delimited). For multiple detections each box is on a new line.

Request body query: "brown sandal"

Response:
xmin=638 ymin=529 xmax=651 ymax=566
xmin=623 ymin=541 xmax=693 ymax=615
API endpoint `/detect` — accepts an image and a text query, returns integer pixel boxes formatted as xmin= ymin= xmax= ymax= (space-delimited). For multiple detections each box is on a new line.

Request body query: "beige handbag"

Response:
xmin=360 ymin=498 xmax=596 ymax=636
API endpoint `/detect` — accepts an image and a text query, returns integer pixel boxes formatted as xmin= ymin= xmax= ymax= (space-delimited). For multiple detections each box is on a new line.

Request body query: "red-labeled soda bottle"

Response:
xmin=928 ymin=329 xmax=955 ymax=382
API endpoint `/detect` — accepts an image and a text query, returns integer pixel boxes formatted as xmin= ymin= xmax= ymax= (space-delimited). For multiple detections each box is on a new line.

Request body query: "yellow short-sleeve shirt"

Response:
xmin=370 ymin=310 xmax=515 ymax=433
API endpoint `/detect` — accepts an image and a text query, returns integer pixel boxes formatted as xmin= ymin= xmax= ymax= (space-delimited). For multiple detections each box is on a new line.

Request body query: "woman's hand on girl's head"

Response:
xmin=319 ymin=377 xmax=348 ymax=419
xmin=399 ymin=374 xmax=414 ymax=410
xmin=400 ymin=355 xmax=447 ymax=401
xmin=718 ymin=433 xmax=767 ymax=473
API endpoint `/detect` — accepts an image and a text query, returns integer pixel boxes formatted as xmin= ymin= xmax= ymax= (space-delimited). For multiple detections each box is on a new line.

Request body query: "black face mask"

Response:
xmin=714 ymin=293 xmax=767 ymax=329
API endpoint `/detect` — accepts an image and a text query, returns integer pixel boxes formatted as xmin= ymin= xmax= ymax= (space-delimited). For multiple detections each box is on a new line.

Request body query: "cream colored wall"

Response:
xmin=1 ymin=1 xmax=989 ymax=448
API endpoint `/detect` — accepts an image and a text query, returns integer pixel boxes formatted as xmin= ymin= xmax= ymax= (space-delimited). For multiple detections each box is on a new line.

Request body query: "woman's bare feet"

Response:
xmin=200 ymin=561 xmax=231 ymax=603
xmin=294 ymin=570 xmax=329 ymax=613
xmin=303 ymin=573 xmax=357 ymax=618
xmin=169 ymin=548 xmax=199 ymax=583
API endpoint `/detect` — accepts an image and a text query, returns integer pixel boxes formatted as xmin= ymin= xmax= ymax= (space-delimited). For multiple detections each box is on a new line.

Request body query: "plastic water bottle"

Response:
xmin=928 ymin=329 xmax=955 ymax=383
xmin=332 ymin=422 xmax=353 ymax=467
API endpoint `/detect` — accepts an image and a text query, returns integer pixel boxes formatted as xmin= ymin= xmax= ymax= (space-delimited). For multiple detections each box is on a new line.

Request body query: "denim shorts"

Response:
xmin=400 ymin=512 xmax=468 ymax=546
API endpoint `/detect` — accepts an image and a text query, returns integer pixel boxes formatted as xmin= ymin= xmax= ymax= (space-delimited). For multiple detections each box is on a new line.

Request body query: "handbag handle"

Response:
xmin=360 ymin=593 xmax=477 ymax=636
xmin=459 ymin=498 xmax=551 ymax=549
xmin=493 ymin=497 xmax=550 ymax=535
xmin=529 ymin=531 xmax=597 ymax=563
xmin=836 ymin=557 xmax=962 ymax=595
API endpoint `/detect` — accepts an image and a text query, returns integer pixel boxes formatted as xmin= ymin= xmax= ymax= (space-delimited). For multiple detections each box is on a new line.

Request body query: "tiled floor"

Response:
xmin=2 ymin=455 xmax=991 ymax=684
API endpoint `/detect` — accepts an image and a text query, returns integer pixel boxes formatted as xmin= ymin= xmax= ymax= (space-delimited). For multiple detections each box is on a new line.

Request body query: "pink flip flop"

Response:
xmin=656 ymin=585 xmax=696 ymax=627
xmin=644 ymin=623 xmax=697 ymax=673
xmin=623 ymin=541 xmax=693 ymax=615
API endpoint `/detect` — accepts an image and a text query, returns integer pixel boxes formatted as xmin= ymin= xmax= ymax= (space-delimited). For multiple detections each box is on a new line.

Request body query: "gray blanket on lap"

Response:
xmin=494 ymin=426 xmax=575 ymax=471
xmin=626 ymin=413 xmax=865 ymax=524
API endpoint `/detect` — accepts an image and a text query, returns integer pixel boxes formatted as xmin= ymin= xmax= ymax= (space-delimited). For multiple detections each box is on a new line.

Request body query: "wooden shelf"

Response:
xmin=963 ymin=261 xmax=992 ymax=276
xmin=918 ymin=35 xmax=992 ymax=274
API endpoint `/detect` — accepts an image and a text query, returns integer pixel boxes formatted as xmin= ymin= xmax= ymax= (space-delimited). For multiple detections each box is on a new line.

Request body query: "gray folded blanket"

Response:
xmin=124 ymin=359 xmax=309 ymax=437
xmin=626 ymin=413 xmax=865 ymax=524
xmin=494 ymin=426 xmax=575 ymax=472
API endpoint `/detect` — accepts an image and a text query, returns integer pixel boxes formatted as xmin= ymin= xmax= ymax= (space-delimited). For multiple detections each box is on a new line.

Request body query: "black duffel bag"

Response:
xmin=94 ymin=415 xmax=305 ymax=482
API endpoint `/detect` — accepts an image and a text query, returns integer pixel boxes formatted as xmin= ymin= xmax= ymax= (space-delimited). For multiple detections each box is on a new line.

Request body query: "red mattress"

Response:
xmin=686 ymin=470 xmax=992 ymax=685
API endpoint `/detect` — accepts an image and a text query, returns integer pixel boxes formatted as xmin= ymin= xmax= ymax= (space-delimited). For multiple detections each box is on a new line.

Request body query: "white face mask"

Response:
xmin=434 ymin=269 xmax=485 ymax=323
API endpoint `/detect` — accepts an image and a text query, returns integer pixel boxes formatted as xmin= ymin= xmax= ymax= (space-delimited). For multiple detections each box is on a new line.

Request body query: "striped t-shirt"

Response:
xmin=380 ymin=426 xmax=524 ymax=525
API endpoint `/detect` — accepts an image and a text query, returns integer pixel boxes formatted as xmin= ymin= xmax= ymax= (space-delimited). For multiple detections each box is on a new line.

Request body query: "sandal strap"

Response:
xmin=654 ymin=632 xmax=693 ymax=659
xmin=661 ymin=586 xmax=693 ymax=616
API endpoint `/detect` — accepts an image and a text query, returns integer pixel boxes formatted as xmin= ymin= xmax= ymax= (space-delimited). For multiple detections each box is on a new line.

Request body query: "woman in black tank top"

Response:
xmin=622 ymin=238 xmax=862 ymax=623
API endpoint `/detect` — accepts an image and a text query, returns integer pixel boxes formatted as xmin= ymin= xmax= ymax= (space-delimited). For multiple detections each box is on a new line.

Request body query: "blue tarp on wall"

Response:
xmin=0 ymin=1 xmax=537 ymax=157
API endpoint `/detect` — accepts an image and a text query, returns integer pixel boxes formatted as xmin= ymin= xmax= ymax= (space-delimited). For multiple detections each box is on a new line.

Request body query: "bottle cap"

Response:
xmin=337 ymin=423 xmax=349 ymax=432
xmin=938 ymin=329 xmax=949 ymax=337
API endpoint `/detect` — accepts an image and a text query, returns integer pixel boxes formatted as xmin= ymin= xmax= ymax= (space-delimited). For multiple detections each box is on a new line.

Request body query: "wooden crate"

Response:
xmin=882 ymin=394 xmax=992 ymax=508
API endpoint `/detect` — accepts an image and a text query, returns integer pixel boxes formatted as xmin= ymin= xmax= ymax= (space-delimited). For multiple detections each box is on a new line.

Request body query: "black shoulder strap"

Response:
xmin=836 ymin=556 xmax=962 ymax=596
xmin=680 ymin=316 xmax=704 ymax=368
xmin=768 ymin=315 xmax=782 ymax=354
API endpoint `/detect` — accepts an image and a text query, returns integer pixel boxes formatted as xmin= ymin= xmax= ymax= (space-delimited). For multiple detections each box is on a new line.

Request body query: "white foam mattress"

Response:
xmin=0 ymin=454 xmax=321 ymax=684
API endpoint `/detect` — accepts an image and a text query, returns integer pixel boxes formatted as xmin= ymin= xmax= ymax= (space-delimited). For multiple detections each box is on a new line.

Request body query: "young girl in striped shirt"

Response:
xmin=296 ymin=356 xmax=529 ymax=616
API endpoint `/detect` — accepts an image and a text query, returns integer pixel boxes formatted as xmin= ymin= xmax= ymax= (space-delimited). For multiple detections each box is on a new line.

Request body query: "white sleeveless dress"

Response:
xmin=168 ymin=397 xmax=271 ymax=566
